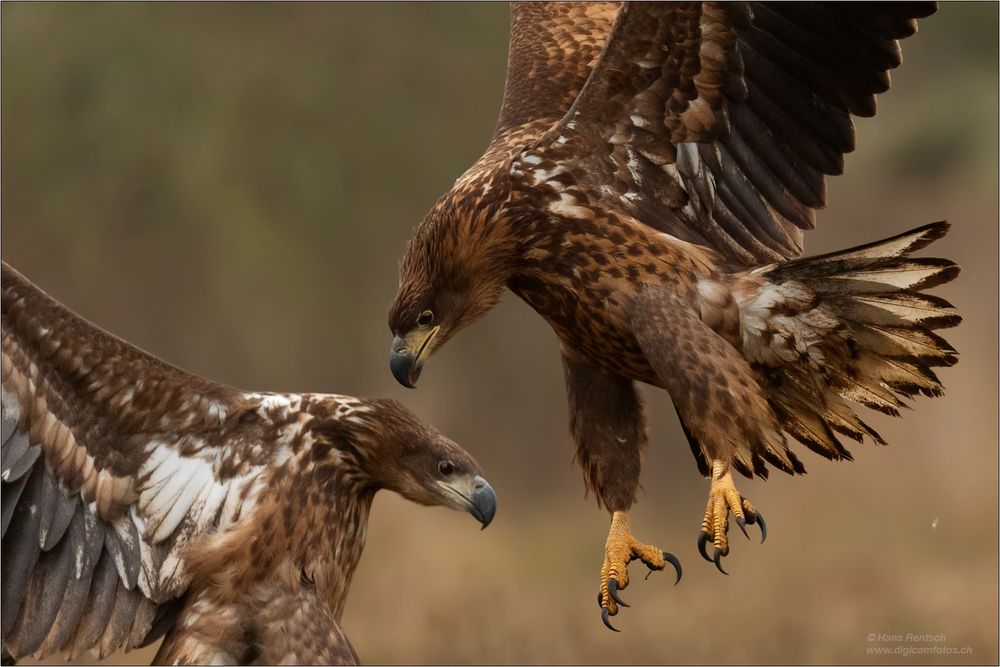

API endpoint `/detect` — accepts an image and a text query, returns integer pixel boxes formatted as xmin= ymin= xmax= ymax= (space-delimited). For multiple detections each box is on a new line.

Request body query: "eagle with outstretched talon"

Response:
xmin=1 ymin=261 xmax=496 ymax=664
xmin=387 ymin=2 xmax=958 ymax=631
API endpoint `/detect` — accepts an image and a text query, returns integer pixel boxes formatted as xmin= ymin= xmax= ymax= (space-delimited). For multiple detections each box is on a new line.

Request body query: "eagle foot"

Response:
xmin=698 ymin=468 xmax=766 ymax=575
xmin=598 ymin=510 xmax=681 ymax=632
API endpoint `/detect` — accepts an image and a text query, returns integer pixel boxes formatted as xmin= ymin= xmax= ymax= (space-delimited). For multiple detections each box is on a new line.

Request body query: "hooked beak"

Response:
xmin=390 ymin=326 xmax=440 ymax=388
xmin=438 ymin=475 xmax=497 ymax=529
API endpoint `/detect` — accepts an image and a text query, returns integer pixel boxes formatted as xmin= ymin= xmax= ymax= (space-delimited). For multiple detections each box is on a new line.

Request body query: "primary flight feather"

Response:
xmin=387 ymin=1 xmax=957 ymax=630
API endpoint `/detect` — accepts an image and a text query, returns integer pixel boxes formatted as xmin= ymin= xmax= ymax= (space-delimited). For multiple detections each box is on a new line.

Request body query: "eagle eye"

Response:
xmin=438 ymin=460 xmax=455 ymax=476
xmin=418 ymin=310 xmax=435 ymax=326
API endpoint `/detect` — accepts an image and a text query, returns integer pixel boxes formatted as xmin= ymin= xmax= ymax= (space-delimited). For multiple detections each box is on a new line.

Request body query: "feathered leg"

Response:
xmin=253 ymin=587 xmax=358 ymax=665
xmin=563 ymin=355 xmax=681 ymax=632
xmin=632 ymin=288 xmax=791 ymax=574
xmin=153 ymin=585 xmax=358 ymax=665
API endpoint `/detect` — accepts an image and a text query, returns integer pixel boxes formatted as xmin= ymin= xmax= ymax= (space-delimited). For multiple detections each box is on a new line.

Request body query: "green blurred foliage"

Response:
xmin=3 ymin=3 xmax=997 ymax=664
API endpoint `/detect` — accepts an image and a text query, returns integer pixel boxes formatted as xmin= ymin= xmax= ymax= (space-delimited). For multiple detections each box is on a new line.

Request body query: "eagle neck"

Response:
xmin=286 ymin=436 xmax=377 ymax=619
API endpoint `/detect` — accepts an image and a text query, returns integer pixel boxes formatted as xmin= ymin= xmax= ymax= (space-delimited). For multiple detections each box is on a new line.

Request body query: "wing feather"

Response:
xmin=1 ymin=472 xmax=29 ymax=536
xmin=0 ymin=262 xmax=274 ymax=661
xmin=126 ymin=598 xmax=158 ymax=652
xmin=65 ymin=552 xmax=117 ymax=659
xmin=107 ymin=514 xmax=142 ymax=591
xmin=37 ymin=529 xmax=95 ymax=657
xmin=3 ymin=435 xmax=39 ymax=482
xmin=7 ymin=515 xmax=78 ymax=657
xmin=97 ymin=579 xmax=141 ymax=659
xmin=149 ymin=459 xmax=215 ymax=544
xmin=2 ymin=466 xmax=44 ymax=636
xmin=530 ymin=1 xmax=935 ymax=265
xmin=492 ymin=2 xmax=620 ymax=145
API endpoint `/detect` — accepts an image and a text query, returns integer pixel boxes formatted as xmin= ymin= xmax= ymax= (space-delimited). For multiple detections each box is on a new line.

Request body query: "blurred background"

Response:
xmin=2 ymin=3 xmax=997 ymax=664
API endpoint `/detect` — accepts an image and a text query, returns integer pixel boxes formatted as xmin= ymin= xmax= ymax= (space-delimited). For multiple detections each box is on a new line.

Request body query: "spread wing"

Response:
xmin=1 ymin=262 xmax=270 ymax=661
xmin=533 ymin=2 xmax=936 ymax=265
xmin=488 ymin=2 xmax=621 ymax=152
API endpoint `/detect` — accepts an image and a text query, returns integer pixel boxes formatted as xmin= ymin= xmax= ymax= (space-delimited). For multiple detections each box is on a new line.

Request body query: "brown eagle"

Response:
xmin=387 ymin=2 xmax=959 ymax=630
xmin=1 ymin=261 xmax=496 ymax=664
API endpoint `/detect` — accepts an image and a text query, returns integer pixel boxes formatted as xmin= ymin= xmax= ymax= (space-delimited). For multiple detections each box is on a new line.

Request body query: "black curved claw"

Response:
xmin=601 ymin=608 xmax=620 ymax=632
xmin=712 ymin=547 xmax=729 ymax=575
xmin=597 ymin=590 xmax=604 ymax=609
xmin=607 ymin=578 xmax=629 ymax=608
xmin=698 ymin=531 xmax=712 ymax=562
xmin=664 ymin=551 xmax=682 ymax=585
xmin=756 ymin=512 xmax=767 ymax=543
xmin=735 ymin=516 xmax=750 ymax=540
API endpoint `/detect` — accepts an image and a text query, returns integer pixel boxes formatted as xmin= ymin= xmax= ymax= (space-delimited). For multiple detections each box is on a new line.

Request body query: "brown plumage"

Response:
xmin=1 ymin=262 xmax=496 ymax=664
xmin=387 ymin=1 xmax=957 ymax=630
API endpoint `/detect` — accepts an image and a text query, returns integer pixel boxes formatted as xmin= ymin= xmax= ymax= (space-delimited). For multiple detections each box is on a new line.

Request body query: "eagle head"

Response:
xmin=388 ymin=193 xmax=516 ymax=388
xmin=345 ymin=398 xmax=497 ymax=528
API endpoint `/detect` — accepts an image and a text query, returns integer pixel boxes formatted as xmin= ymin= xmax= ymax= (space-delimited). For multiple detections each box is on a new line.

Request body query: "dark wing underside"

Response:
xmin=1 ymin=262 xmax=266 ymax=662
xmin=527 ymin=2 xmax=936 ymax=266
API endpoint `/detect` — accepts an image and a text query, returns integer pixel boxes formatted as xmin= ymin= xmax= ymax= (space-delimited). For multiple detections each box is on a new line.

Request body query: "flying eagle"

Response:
xmin=387 ymin=2 xmax=958 ymax=630
xmin=1 ymin=261 xmax=497 ymax=664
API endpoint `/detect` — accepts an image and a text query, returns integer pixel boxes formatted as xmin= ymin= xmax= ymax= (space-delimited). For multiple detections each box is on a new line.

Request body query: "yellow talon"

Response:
xmin=698 ymin=462 xmax=766 ymax=574
xmin=598 ymin=511 xmax=681 ymax=631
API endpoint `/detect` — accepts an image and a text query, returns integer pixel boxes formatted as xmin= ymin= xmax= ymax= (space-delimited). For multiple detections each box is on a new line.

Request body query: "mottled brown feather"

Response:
xmin=533 ymin=2 xmax=937 ymax=264
xmin=493 ymin=2 xmax=620 ymax=147
xmin=392 ymin=3 xmax=953 ymax=512
xmin=3 ymin=262 xmax=490 ymax=664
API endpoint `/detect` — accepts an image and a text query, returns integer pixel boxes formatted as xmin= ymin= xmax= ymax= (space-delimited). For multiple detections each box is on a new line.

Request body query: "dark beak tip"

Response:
xmin=470 ymin=479 xmax=497 ymax=530
xmin=389 ymin=349 xmax=419 ymax=389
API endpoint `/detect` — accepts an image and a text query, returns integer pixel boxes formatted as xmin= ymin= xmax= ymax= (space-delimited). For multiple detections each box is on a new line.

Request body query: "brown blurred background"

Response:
xmin=2 ymin=3 xmax=997 ymax=665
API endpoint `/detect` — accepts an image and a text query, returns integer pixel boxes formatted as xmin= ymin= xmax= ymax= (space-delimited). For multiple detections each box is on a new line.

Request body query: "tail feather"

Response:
xmin=767 ymin=221 xmax=952 ymax=277
xmin=821 ymin=259 xmax=959 ymax=294
xmin=822 ymin=393 xmax=886 ymax=446
xmin=863 ymin=353 xmax=944 ymax=397
xmin=827 ymin=292 xmax=961 ymax=329
xmin=773 ymin=395 xmax=854 ymax=461
xmin=736 ymin=220 xmax=960 ymax=471
xmin=837 ymin=374 xmax=906 ymax=417
xmin=847 ymin=322 xmax=957 ymax=366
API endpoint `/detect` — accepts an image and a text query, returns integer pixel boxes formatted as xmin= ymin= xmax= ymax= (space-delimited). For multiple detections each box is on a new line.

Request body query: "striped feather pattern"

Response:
xmin=531 ymin=2 xmax=937 ymax=266
xmin=735 ymin=221 xmax=959 ymax=464
xmin=1 ymin=262 xmax=271 ymax=661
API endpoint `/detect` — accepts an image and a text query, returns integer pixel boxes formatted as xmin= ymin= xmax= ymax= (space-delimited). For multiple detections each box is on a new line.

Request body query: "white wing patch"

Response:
xmin=131 ymin=452 xmax=268 ymax=600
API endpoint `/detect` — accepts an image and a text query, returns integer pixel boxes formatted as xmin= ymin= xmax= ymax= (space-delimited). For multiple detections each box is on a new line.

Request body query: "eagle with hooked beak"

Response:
xmin=1 ymin=262 xmax=496 ymax=664
xmin=388 ymin=2 xmax=958 ymax=630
